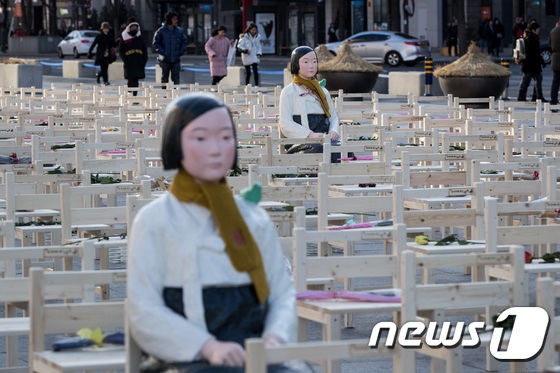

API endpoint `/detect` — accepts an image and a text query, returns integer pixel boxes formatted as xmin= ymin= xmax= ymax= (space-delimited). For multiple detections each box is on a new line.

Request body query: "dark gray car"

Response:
xmin=322 ymin=31 xmax=431 ymax=67
xmin=541 ymin=41 xmax=551 ymax=64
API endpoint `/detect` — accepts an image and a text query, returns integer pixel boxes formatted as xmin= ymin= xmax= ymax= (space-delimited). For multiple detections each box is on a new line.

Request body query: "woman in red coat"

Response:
xmin=205 ymin=26 xmax=233 ymax=85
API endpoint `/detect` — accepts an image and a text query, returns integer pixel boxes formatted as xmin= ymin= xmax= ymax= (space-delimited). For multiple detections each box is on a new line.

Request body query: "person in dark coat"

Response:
xmin=513 ymin=17 xmax=525 ymax=40
xmin=485 ymin=20 xmax=496 ymax=56
xmin=87 ymin=22 xmax=116 ymax=85
xmin=478 ymin=20 xmax=488 ymax=54
xmin=492 ymin=17 xmax=505 ymax=57
xmin=550 ymin=19 xmax=560 ymax=105
xmin=153 ymin=11 xmax=188 ymax=85
xmin=327 ymin=23 xmax=338 ymax=43
xmin=518 ymin=23 xmax=547 ymax=102
xmin=119 ymin=22 xmax=147 ymax=96
xmin=447 ymin=20 xmax=458 ymax=57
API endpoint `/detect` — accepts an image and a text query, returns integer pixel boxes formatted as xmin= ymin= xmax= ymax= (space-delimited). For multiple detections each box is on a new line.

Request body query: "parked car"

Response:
xmin=58 ymin=30 xmax=99 ymax=59
xmin=322 ymin=31 xmax=431 ymax=67
xmin=541 ymin=41 xmax=551 ymax=65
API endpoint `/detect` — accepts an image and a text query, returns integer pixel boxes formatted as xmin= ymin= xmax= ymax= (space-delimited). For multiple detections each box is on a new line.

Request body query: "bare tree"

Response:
xmin=337 ymin=1 xmax=348 ymax=41
xmin=21 ymin=0 xmax=33 ymax=34
xmin=456 ymin=0 xmax=467 ymax=56
xmin=145 ymin=0 xmax=160 ymax=33
xmin=109 ymin=0 xmax=121 ymax=34
xmin=42 ymin=0 xmax=58 ymax=36
xmin=388 ymin=0 xmax=401 ymax=31
xmin=0 ymin=0 xmax=8 ymax=51
xmin=145 ymin=0 xmax=160 ymax=51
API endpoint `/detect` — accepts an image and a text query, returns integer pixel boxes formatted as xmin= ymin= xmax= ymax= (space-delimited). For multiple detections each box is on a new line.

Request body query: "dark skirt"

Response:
xmin=140 ymin=285 xmax=311 ymax=373
xmin=140 ymin=358 xmax=313 ymax=373
xmin=286 ymin=114 xmax=341 ymax=163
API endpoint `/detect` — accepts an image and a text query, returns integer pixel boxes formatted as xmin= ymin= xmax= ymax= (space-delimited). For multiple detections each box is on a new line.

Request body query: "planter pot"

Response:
xmin=317 ymin=71 xmax=379 ymax=93
xmin=438 ymin=76 xmax=508 ymax=99
xmin=0 ymin=64 xmax=43 ymax=88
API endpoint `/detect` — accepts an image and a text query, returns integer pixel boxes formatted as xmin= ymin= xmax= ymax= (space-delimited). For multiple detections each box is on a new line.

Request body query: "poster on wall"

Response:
xmin=255 ymin=13 xmax=275 ymax=54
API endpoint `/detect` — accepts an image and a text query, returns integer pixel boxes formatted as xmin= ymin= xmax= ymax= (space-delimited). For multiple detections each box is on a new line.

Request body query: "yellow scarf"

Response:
xmin=292 ymin=75 xmax=331 ymax=118
xmin=169 ymin=168 xmax=270 ymax=304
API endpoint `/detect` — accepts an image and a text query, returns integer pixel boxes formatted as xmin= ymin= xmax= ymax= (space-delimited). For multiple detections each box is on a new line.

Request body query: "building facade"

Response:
xmin=4 ymin=0 xmax=559 ymax=55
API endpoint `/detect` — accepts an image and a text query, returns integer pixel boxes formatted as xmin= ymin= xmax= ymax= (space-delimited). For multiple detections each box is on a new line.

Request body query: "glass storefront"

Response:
xmin=374 ymin=0 xmax=388 ymax=30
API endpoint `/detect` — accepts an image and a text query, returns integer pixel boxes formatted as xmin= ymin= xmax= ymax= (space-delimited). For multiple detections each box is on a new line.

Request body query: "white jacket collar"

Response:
xmin=122 ymin=22 xmax=141 ymax=41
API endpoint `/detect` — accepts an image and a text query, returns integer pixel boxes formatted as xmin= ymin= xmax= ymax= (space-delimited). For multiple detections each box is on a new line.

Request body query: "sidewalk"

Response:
xmin=1 ymin=45 xmax=515 ymax=65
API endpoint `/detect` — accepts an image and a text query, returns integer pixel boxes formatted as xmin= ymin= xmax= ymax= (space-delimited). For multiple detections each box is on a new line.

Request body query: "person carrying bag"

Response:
xmin=88 ymin=22 xmax=117 ymax=85
xmin=238 ymin=23 xmax=262 ymax=86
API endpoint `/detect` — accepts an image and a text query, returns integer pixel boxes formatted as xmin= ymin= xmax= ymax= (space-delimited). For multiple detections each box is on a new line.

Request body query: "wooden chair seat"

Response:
xmin=0 ymin=209 xmax=61 ymax=220
xmin=297 ymin=292 xmax=401 ymax=316
xmin=0 ymin=317 xmax=29 ymax=336
xmin=304 ymin=213 xmax=353 ymax=227
xmin=33 ymin=348 xmax=125 ymax=372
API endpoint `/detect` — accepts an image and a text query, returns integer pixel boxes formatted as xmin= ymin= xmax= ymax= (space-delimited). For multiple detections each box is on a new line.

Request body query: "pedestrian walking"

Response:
xmin=478 ymin=20 xmax=488 ymax=54
xmin=549 ymin=19 xmax=560 ymax=105
xmin=205 ymin=26 xmax=233 ymax=85
xmin=486 ymin=19 xmax=496 ymax=56
xmin=153 ymin=12 xmax=188 ymax=85
xmin=492 ymin=17 xmax=505 ymax=57
xmin=447 ymin=20 xmax=458 ymax=57
xmin=526 ymin=18 xmax=540 ymax=101
xmin=87 ymin=22 xmax=116 ymax=86
xmin=513 ymin=17 xmax=525 ymax=40
xmin=517 ymin=23 xmax=547 ymax=102
xmin=327 ymin=23 xmax=338 ymax=43
xmin=119 ymin=21 xmax=147 ymax=96
xmin=238 ymin=23 xmax=262 ymax=86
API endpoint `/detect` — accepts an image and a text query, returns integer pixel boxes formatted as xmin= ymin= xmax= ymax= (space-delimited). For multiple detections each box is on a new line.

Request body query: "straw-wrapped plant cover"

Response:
xmin=316 ymin=44 xmax=334 ymax=64
xmin=319 ymin=41 xmax=383 ymax=73
xmin=434 ymin=42 xmax=511 ymax=78
xmin=0 ymin=58 xmax=36 ymax=65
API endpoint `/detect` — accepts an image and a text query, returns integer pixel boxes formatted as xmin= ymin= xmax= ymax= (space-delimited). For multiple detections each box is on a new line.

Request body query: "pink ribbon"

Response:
xmin=296 ymin=290 xmax=400 ymax=303
xmin=329 ymin=222 xmax=374 ymax=230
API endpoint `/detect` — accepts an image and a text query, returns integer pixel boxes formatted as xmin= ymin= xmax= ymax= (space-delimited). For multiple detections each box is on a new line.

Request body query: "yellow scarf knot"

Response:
xmin=169 ymin=168 xmax=270 ymax=303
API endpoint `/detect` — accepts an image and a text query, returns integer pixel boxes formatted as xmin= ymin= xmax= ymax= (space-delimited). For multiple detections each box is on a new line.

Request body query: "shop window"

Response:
xmin=303 ymin=13 xmax=315 ymax=47
xmin=289 ymin=10 xmax=298 ymax=48
xmin=374 ymin=0 xmax=388 ymax=30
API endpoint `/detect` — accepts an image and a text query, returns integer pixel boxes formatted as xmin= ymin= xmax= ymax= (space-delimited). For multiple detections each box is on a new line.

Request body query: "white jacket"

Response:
xmin=238 ymin=33 xmax=262 ymax=65
xmin=127 ymin=192 xmax=296 ymax=363
xmin=279 ymin=82 xmax=340 ymax=138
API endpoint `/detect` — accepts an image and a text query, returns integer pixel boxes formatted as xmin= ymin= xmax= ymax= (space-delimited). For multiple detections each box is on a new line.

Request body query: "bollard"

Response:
xmin=501 ymin=58 xmax=510 ymax=100
xmin=424 ymin=57 xmax=433 ymax=96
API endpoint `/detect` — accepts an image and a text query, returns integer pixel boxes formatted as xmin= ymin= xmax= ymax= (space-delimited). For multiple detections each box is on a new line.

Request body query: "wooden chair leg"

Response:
xmin=6 ymin=304 xmax=18 ymax=368
xmin=343 ymin=241 xmax=355 ymax=328
xmin=446 ymin=348 xmax=462 ymax=373
xmin=297 ymin=317 xmax=307 ymax=343
xmin=99 ymin=247 xmax=110 ymax=300
xmin=324 ymin=314 xmax=341 ymax=373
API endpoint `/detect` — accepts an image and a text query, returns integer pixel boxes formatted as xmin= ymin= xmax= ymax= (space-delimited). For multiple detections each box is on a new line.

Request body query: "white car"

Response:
xmin=323 ymin=31 xmax=431 ymax=67
xmin=58 ymin=30 xmax=100 ymax=59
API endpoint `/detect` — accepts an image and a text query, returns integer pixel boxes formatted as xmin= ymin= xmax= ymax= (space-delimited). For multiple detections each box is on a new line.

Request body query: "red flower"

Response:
xmin=525 ymin=251 xmax=532 ymax=264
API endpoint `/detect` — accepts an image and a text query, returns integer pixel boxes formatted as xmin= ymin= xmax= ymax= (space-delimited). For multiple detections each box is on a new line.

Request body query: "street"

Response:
xmin=36 ymin=54 xmax=556 ymax=101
